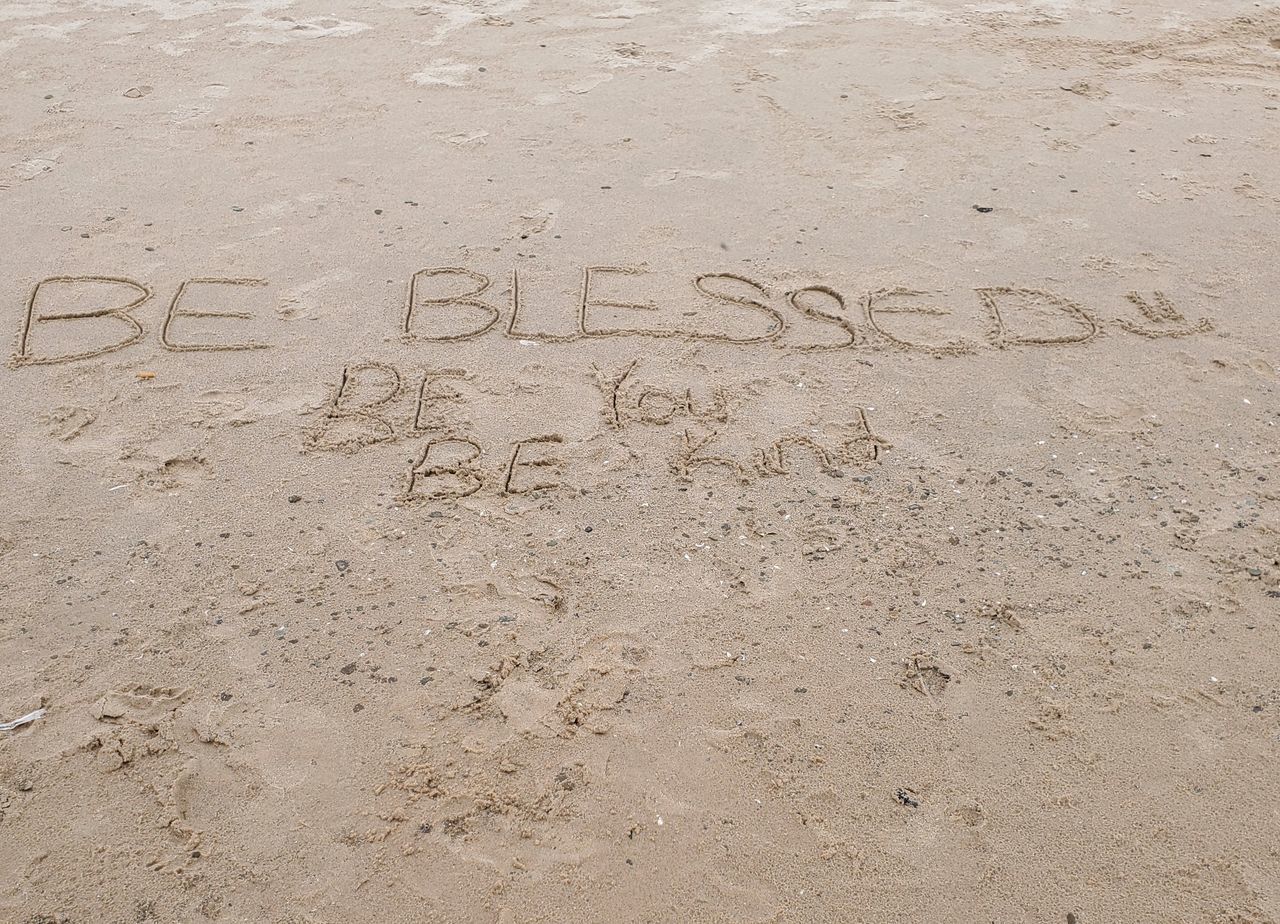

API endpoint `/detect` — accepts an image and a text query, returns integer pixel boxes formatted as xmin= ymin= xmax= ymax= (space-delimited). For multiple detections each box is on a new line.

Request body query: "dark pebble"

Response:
xmin=894 ymin=788 xmax=920 ymax=808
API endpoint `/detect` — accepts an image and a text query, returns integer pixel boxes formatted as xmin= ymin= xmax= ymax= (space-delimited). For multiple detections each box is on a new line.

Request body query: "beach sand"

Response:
xmin=1 ymin=1 xmax=1279 ymax=921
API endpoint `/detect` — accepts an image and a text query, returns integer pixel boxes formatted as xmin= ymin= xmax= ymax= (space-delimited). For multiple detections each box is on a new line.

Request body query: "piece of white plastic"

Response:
xmin=0 ymin=708 xmax=46 ymax=732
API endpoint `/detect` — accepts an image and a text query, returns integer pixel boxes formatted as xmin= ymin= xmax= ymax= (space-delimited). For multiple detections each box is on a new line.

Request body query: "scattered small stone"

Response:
xmin=340 ymin=662 xmax=358 ymax=675
xmin=288 ymin=494 xmax=302 ymax=503
xmin=894 ymin=788 xmax=920 ymax=808
xmin=335 ymin=560 xmax=349 ymax=572
xmin=973 ymin=205 xmax=994 ymax=213
xmin=219 ymin=692 xmax=232 ymax=702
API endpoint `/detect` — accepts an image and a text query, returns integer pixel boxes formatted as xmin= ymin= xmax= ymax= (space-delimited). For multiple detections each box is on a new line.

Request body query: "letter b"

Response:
xmin=13 ymin=275 xmax=150 ymax=366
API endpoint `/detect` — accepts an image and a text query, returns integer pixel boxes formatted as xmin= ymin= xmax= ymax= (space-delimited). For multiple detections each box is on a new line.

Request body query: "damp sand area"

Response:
xmin=2 ymin=2 xmax=1279 ymax=922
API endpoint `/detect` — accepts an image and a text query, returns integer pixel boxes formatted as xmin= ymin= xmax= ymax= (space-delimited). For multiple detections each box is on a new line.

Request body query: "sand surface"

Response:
xmin=2 ymin=1 xmax=1280 ymax=921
